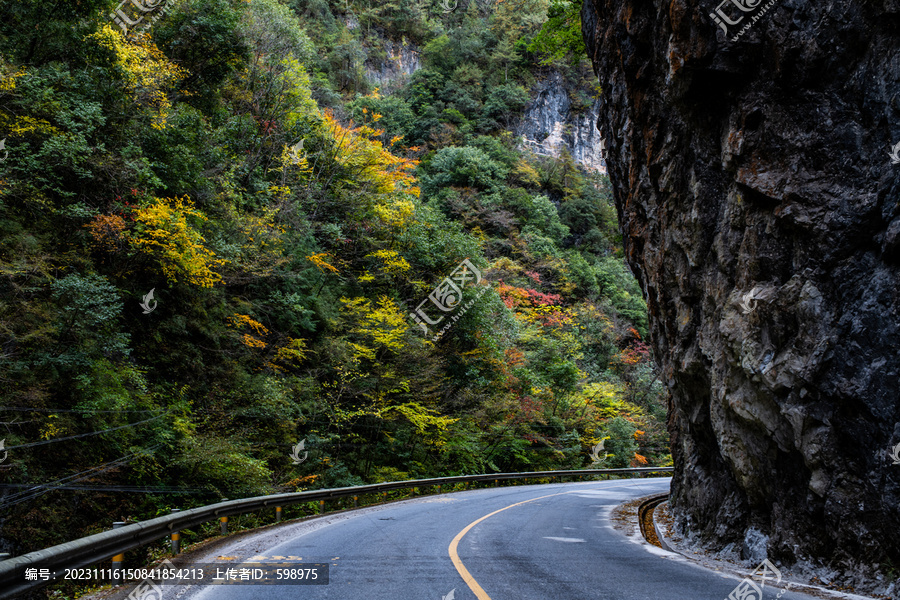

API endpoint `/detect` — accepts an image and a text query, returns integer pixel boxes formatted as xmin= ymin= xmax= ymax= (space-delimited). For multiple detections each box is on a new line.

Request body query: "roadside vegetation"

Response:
xmin=0 ymin=0 xmax=668 ymax=555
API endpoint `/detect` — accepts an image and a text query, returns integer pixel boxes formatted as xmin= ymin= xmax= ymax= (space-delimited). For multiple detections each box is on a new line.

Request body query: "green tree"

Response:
xmin=526 ymin=0 xmax=587 ymax=67
xmin=154 ymin=0 xmax=251 ymax=111
xmin=421 ymin=146 xmax=508 ymax=197
xmin=598 ymin=416 xmax=638 ymax=468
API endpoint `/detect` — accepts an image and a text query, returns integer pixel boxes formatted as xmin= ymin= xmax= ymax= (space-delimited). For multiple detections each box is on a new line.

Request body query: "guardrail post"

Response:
xmin=353 ymin=495 xmax=358 ymax=508
xmin=319 ymin=500 xmax=325 ymax=514
xmin=382 ymin=492 xmax=387 ymax=502
xmin=275 ymin=506 xmax=282 ymax=523
xmin=111 ymin=522 xmax=126 ymax=586
xmin=170 ymin=509 xmax=181 ymax=554
xmin=436 ymin=484 xmax=441 ymax=495
xmin=219 ymin=499 xmax=229 ymax=535
xmin=494 ymin=479 xmax=498 ymax=487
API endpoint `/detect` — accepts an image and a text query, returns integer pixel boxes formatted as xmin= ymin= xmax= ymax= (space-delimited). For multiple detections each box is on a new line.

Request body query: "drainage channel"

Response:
xmin=637 ymin=493 xmax=669 ymax=548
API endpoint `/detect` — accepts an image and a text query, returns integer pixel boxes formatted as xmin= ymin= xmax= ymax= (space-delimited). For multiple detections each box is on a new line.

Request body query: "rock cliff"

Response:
xmin=364 ymin=37 xmax=420 ymax=91
xmin=517 ymin=71 xmax=607 ymax=172
xmin=581 ymin=0 xmax=900 ymax=589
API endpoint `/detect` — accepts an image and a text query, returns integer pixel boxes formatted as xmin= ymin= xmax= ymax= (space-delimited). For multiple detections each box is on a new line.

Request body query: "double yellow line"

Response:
xmin=447 ymin=491 xmax=573 ymax=599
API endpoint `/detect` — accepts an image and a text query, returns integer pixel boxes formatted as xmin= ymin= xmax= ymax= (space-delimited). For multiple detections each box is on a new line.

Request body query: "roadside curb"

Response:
xmin=651 ymin=503 xmax=676 ymax=554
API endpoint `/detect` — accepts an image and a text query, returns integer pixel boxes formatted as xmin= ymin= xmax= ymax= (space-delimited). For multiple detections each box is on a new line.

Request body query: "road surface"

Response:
xmin=162 ymin=477 xmax=816 ymax=600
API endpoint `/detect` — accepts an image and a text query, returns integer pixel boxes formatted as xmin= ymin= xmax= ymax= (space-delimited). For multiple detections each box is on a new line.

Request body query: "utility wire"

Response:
xmin=5 ymin=412 xmax=169 ymax=451
xmin=0 ymin=444 xmax=163 ymax=509
xmin=1 ymin=448 xmax=151 ymax=503
xmin=0 ymin=484 xmax=209 ymax=495
xmin=0 ymin=406 xmax=165 ymax=414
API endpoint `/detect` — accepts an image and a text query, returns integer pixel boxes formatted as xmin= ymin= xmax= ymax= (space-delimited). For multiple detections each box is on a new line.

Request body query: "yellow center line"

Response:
xmin=448 ymin=491 xmax=574 ymax=599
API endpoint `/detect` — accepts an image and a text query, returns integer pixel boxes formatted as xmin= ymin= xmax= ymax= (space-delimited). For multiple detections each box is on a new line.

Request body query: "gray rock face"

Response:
xmin=517 ymin=72 xmax=607 ymax=172
xmin=357 ymin=36 xmax=605 ymax=174
xmin=364 ymin=38 xmax=420 ymax=92
xmin=581 ymin=0 xmax=900 ymax=588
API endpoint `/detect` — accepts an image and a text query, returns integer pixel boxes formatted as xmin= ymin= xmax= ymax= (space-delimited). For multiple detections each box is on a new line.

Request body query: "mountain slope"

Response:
xmin=0 ymin=0 xmax=667 ymax=564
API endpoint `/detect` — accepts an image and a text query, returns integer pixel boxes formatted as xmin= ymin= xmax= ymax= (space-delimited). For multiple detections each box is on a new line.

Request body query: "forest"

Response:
xmin=0 ymin=0 xmax=669 ymax=556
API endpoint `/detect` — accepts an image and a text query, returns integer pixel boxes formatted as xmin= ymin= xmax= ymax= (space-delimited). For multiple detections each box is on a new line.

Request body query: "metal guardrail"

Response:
xmin=0 ymin=467 xmax=672 ymax=599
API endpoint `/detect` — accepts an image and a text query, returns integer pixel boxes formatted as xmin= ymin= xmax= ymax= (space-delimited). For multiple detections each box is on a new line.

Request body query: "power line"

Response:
xmin=0 ymin=484 xmax=210 ymax=495
xmin=0 ymin=445 xmax=163 ymax=509
xmin=1 ymin=449 xmax=149 ymax=503
xmin=0 ymin=406 xmax=165 ymax=414
xmin=5 ymin=412 xmax=169 ymax=451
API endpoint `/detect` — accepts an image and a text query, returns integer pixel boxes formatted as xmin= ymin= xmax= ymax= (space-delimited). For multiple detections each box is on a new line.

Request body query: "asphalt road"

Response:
xmin=167 ymin=477 xmax=818 ymax=600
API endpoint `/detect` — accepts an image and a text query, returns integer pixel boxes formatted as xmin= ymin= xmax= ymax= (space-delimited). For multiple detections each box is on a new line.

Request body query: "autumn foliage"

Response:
xmin=0 ymin=0 xmax=668 ymax=558
xmin=129 ymin=197 xmax=227 ymax=287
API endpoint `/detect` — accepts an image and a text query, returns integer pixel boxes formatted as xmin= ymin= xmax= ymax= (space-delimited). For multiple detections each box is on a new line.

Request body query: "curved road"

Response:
xmin=166 ymin=478 xmax=817 ymax=600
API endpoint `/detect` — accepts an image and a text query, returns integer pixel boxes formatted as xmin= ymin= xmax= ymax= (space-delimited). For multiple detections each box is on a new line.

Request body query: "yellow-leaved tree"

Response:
xmin=0 ymin=57 xmax=49 ymax=138
xmin=365 ymin=249 xmax=411 ymax=277
xmin=86 ymin=25 xmax=186 ymax=129
xmin=319 ymin=110 xmax=420 ymax=207
xmin=374 ymin=402 xmax=457 ymax=448
xmin=129 ymin=197 xmax=227 ymax=287
xmin=339 ymin=295 xmax=409 ymax=362
xmin=373 ymin=198 xmax=416 ymax=233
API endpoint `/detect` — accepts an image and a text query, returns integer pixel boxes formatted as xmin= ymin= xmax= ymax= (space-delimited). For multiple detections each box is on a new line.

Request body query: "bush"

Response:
xmin=420 ymin=146 xmax=508 ymax=198
xmin=480 ymin=83 xmax=530 ymax=129
xmin=49 ymin=273 xmax=131 ymax=363
xmin=175 ymin=436 xmax=274 ymax=498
